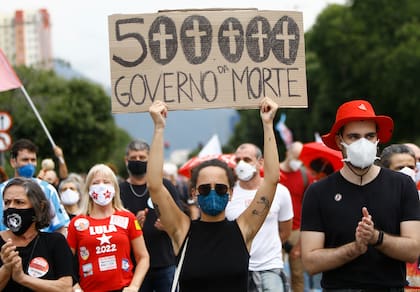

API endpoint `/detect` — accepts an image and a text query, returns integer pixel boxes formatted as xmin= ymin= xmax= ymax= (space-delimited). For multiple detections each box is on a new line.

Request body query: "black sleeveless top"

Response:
xmin=179 ymin=219 xmax=249 ymax=292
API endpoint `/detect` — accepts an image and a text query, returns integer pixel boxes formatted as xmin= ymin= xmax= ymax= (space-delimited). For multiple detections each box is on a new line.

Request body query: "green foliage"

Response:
xmin=227 ymin=109 xmax=283 ymax=155
xmin=227 ymin=109 xmax=262 ymax=149
xmin=227 ymin=0 xmax=420 ymax=153
xmin=106 ymin=129 xmax=132 ymax=180
xmin=307 ymin=0 xmax=420 ymax=145
xmin=0 ymin=67 xmax=132 ymax=176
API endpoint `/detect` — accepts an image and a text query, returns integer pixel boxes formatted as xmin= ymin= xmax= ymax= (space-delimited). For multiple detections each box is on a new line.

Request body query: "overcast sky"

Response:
xmin=2 ymin=0 xmax=347 ymax=156
xmin=3 ymin=0 xmax=346 ymax=87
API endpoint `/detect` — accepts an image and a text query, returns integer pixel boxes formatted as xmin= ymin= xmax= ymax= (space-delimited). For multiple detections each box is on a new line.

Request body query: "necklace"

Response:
xmin=25 ymin=234 xmax=39 ymax=271
xmin=345 ymin=162 xmax=371 ymax=185
xmin=129 ymin=183 xmax=148 ymax=198
xmin=18 ymin=234 xmax=40 ymax=292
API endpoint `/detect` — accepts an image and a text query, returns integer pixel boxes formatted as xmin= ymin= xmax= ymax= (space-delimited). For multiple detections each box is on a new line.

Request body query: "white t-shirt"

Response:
xmin=225 ymin=183 xmax=293 ymax=271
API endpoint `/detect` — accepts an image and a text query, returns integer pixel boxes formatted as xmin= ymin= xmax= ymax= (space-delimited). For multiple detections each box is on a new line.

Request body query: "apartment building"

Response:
xmin=0 ymin=9 xmax=52 ymax=69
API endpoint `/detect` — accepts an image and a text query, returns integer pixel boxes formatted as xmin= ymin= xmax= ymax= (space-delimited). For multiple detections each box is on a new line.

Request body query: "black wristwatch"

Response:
xmin=372 ymin=230 xmax=384 ymax=247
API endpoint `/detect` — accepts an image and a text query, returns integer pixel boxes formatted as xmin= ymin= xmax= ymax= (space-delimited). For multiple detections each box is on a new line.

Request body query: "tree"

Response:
xmin=227 ymin=109 xmax=270 ymax=153
xmin=227 ymin=0 xmax=420 ymax=153
xmin=0 ymin=66 xmax=132 ymax=175
xmin=306 ymin=0 xmax=420 ymax=145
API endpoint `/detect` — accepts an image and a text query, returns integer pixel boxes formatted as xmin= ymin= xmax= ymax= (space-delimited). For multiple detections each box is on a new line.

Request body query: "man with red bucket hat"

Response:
xmin=300 ymin=100 xmax=420 ymax=290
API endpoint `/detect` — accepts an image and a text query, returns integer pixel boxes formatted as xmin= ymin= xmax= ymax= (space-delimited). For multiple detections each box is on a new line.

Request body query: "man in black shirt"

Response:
xmin=120 ymin=140 xmax=184 ymax=292
xmin=301 ymin=100 xmax=420 ymax=290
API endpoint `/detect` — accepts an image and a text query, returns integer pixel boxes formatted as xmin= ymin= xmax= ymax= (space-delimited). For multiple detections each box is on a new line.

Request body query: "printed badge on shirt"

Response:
xmin=28 ymin=257 xmax=49 ymax=278
xmin=110 ymin=215 xmax=129 ymax=229
xmin=122 ymin=258 xmax=130 ymax=271
xmin=99 ymin=255 xmax=117 ymax=271
xmin=134 ymin=219 xmax=141 ymax=230
xmin=74 ymin=218 xmax=90 ymax=231
xmin=83 ymin=263 xmax=93 ymax=277
xmin=80 ymin=246 xmax=90 ymax=260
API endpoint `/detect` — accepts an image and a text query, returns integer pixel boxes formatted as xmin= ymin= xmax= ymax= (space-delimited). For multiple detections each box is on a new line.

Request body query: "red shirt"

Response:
xmin=67 ymin=210 xmax=143 ymax=292
xmin=280 ymin=168 xmax=314 ymax=230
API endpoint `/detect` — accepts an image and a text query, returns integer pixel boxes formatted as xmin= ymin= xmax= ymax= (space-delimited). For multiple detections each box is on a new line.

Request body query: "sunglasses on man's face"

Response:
xmin=197 ymin=184 xmax=228 ymax=196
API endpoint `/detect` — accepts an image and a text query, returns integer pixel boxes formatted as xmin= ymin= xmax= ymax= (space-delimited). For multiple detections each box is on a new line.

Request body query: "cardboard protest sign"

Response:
xmin=108 ymin=9 xmax=307 ymax=112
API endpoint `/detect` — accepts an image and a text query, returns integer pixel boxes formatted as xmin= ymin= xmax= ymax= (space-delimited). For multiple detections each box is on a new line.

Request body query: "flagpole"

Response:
xmin=19 ymin=86 xmax=56 ymax=148
xmin=0 ymin=49 xmax=56 ymax=148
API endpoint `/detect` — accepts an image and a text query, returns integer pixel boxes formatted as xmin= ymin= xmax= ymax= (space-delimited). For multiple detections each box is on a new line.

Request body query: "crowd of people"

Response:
xmin=0 ymin=97 xmax=419 ymax=291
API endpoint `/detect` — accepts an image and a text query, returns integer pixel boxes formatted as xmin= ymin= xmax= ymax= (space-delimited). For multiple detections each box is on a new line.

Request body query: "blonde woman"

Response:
xmin=67 ymin=164 xmax=149 ymax=292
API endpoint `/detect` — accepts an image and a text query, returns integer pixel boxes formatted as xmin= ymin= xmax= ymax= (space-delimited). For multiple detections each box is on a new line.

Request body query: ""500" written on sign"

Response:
xmin=112 ymin=14 xmax=300 ymax=67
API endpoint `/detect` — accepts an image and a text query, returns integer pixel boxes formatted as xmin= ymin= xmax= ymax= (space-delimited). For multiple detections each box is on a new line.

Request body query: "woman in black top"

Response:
xmin=0 ymin=177 xmax=73 ymax=291
xmin=147 ymin=97 xmax=280 ymax=292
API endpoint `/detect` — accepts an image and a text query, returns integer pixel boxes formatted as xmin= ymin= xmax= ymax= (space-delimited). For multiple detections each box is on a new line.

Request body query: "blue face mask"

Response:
xmin=17 ymin=164 xmax=36 ymax=178
xmin=197 ymin=189 xmax=229 ymax=216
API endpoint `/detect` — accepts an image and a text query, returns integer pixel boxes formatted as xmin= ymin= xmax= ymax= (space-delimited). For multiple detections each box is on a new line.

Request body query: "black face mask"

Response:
xmin=3 ymin=208 xmax=36 ymax=235
xmin=127 ymin=160 xmax=147 ymax=177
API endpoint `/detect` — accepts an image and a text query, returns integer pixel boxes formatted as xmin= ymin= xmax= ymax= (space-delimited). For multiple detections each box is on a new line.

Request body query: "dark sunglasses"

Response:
xmin=197 ymin=184 xmax=228 ymax=196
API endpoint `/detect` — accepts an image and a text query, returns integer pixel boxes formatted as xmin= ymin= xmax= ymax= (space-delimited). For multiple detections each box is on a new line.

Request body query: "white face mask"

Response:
xmin=416 ymin=162 xmax=420 ymax=183
xmin=89 ymin=184 xmax=115 ymax=206
xmin=235 ymin=160 xmax=257 ymax=181
xmin=399 ymin=167 xmax=416 ymax=182
xmin=289 ymin=159 xmax=302 ymax=171
xmin=341 ymin=138 xmax=379 ymax=169
xmin=60 ymin=189 xmax=80 ymax=205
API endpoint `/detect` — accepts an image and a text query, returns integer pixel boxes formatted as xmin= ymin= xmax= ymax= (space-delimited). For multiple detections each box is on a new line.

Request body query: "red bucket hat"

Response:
xmin=321 ymin=100 xmax=394 ymax=151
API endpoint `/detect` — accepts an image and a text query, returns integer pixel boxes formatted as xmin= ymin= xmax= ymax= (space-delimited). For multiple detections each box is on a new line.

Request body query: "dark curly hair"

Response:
xmin=10 ymin=139 xmax=38 ymax=159
xmin=190 ymin=159 xmax=236 ymax=189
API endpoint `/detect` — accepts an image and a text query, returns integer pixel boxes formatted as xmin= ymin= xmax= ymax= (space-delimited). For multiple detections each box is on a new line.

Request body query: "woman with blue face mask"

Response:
xmin=147 ymin=97 xmax=280 ymax=292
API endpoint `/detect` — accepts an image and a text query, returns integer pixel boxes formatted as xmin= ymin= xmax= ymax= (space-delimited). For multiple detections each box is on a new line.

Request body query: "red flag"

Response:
xmin=0 ymin=49 xmax=22 ymax=92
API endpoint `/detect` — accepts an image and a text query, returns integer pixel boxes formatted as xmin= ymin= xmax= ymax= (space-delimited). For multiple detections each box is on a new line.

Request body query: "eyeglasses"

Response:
xmin=197 ymin=184 xmax=228 ymax=196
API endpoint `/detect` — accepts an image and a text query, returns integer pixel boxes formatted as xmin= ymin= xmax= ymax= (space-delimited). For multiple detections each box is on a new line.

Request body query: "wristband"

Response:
xmin=373 ymin=230 xmax=384 ymax=247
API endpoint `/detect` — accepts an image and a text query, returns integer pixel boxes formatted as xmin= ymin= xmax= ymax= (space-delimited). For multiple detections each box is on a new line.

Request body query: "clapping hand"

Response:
xmin=0 ymin=239 xmax=25 ymax=282
xmin=355 ymin=207 xmax=376 ymax=254
xmin=136 ymin=208 xmax=148 ymax=228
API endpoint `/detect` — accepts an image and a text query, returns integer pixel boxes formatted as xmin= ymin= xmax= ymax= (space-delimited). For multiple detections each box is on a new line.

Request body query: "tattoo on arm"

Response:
xmin=251 ymin=196 xmax=270 ymax=216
